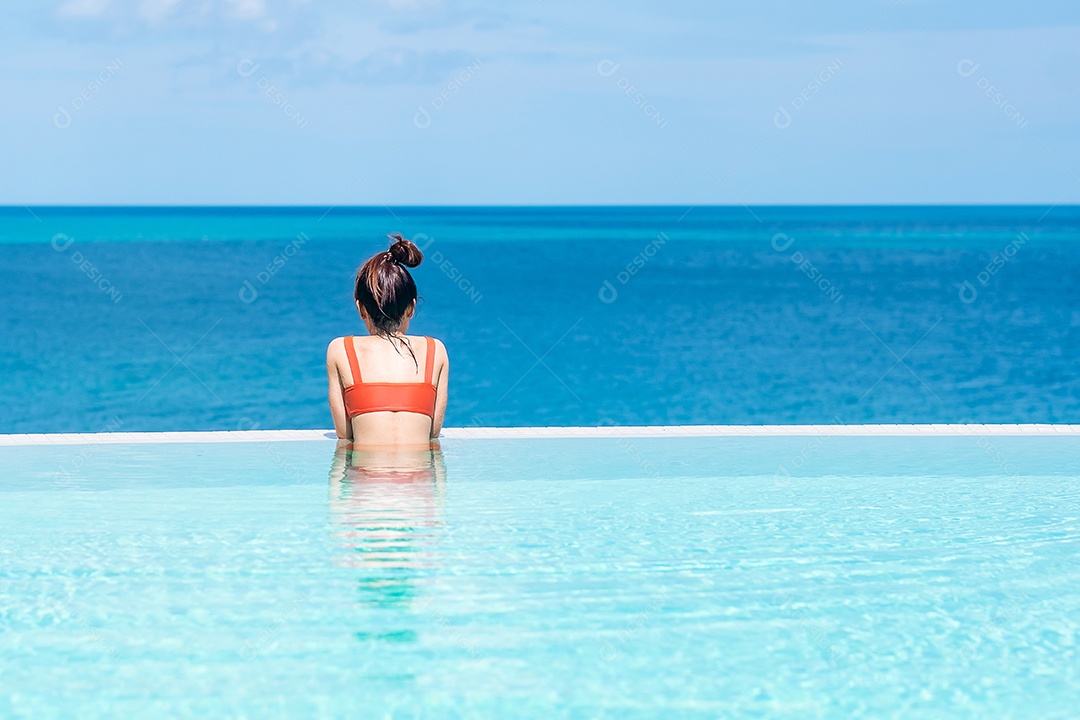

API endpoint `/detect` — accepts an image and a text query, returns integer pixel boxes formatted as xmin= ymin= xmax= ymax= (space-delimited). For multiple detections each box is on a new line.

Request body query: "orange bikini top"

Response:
xmin=342 ymin=336 xmax=437 ymax=419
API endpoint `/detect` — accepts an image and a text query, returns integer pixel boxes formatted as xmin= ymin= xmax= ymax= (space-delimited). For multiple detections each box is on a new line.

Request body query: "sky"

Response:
xmin=1 ymin=0 xmax=1078 ymax=205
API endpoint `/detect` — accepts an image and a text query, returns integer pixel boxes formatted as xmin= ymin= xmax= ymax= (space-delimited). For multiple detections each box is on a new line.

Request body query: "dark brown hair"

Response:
xmin=354 ymin=233 xmax=424 ymax=345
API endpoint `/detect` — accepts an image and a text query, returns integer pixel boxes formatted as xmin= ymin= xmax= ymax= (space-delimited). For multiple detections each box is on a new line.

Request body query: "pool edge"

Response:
xmin=1 ymin=424 xmax=1078 ymax=446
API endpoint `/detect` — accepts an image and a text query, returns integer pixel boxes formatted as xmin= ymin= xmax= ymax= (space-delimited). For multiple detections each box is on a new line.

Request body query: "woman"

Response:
xmin=327 ymin=234 xmax=449 ymax=446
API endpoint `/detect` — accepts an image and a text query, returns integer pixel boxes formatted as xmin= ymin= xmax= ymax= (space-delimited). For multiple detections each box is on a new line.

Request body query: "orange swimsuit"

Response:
xmin=342 ymin=336 xmax=437 ymax=418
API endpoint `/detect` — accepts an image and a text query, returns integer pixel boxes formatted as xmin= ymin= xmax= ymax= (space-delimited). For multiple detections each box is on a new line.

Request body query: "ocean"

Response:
xmin=1 ymin=205 xmax=1077 ymax=433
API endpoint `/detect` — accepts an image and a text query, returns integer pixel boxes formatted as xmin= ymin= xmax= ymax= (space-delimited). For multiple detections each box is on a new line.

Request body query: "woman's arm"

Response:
xmin=326 ymin=339 xmax=352 ymax=440
xmin=430 ymin=339 xmax=449 ymax=439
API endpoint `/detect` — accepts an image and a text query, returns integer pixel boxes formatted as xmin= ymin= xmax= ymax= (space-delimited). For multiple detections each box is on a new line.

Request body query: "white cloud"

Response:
xmin=374 ymin=0 xmax=441 ymax=9
xmin=137 ymin=0 xmax=179 ymax=24
xmin=55 ymin=0 xmax=111 ymax=18
xmin=225 ymin=0 xmax=266 ymax=20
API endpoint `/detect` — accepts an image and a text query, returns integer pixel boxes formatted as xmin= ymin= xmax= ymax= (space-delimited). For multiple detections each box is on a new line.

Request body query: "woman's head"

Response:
xmin=354 ymin=233 xmax=424 ymax=336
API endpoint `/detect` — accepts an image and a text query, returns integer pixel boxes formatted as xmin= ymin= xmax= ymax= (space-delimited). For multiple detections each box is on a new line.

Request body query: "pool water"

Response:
xmin=1 ymin=435 xmax=1079 ymax=718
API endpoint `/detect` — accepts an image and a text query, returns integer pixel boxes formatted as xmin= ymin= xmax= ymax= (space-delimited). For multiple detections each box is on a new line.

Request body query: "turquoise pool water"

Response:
xmin=1 ymin=435 xmax=1078 ymax=718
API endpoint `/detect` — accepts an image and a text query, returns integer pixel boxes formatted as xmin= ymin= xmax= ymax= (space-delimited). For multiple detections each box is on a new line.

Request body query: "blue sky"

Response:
xmin=1 ymin=0 xmax=1078 ymax=205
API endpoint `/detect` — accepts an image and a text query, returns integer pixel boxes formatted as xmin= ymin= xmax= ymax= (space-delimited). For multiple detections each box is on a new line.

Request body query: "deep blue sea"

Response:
xmin=1 ymin=206 xmax=1077 ymax=432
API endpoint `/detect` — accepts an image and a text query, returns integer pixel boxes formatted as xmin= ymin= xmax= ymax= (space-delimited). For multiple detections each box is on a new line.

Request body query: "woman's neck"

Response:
xmin=362 ymin=318 xmax=411 ymax=336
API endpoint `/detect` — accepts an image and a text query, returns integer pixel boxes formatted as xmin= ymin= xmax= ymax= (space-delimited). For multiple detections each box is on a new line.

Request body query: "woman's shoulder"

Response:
xmin=325 ymin=336 xmax=354 ymax=360
xmin=411 ymin=335 xmax=447 ymax=352
xmin=405 ymin=335 xmax=447 ymax=363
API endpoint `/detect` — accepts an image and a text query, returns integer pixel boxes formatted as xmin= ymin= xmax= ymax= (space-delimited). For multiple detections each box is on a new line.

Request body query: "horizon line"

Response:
xmin=2 ymin=203 xmax=1078 ymax=210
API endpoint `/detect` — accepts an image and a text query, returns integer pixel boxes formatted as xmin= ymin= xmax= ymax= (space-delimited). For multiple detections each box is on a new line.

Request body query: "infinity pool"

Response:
xmin=1 ymin=434 xmax=1078 ymax=718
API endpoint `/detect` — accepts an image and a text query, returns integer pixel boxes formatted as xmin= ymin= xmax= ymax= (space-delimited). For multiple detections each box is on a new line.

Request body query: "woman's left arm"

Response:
xmin=326 ymin=339 xmax=352 ymax=440
xmin=430 ymin=340 xmax=449 ymax=439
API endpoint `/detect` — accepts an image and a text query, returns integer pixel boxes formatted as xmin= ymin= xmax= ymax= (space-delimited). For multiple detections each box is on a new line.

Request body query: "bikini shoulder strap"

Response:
xmin=424 ymin=337 xmax=436 ymax=384
xmin=343 ymin=336 xmax=362 ymax=384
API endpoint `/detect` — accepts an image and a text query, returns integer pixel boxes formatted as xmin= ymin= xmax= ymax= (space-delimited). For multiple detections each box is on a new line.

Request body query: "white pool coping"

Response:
xmin=0 ymin=424 xmax=1078 ymax=446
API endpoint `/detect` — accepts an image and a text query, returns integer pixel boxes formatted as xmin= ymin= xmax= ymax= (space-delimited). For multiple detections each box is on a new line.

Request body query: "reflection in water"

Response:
xmin=328 ymin=442 xmax=446 ymax=616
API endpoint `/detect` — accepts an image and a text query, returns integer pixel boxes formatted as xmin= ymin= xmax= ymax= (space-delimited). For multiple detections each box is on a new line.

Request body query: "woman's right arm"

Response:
xmin=326 ymin=339 xmax=352 ymax=440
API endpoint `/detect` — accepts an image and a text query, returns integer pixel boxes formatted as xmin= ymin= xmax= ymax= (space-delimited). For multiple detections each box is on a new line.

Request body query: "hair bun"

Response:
xmin=387 ymin=233 xmax=423 ymax=268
